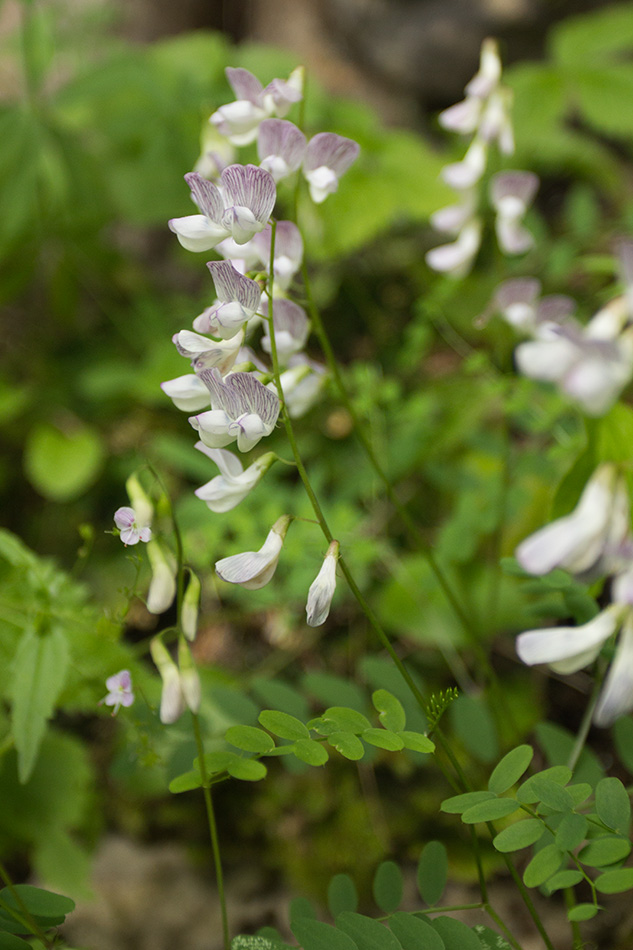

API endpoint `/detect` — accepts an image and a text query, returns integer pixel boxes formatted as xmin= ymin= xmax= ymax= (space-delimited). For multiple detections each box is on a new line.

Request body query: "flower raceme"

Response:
xmin=215 ymin=515 xmax=292 ymax=589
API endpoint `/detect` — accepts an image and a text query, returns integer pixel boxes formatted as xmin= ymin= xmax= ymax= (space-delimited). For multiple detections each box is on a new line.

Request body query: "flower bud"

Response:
xmin=150 ymin=637 xmax=185 ymax=724
xmin=182 ymin=571 xmax=201 ymax=641
xmin=306 ymin=540 xmax=339 ymax=627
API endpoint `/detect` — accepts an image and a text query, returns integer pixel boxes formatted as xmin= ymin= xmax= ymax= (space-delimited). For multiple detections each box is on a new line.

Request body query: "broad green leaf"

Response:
xmin=543 ymin=869 xmax=584 ymax=894
xmin=555 ymin=813 xmax=587 ymax=852
xmin=327 ymin=874 xmax=358 ymax=918
xmin=417 ymin=841 xmax=447 ymax=906
xmin=326 ymin=732 xmax=365 ymax=761
xmin=361 ymin=728 xmax=404 ymax=752
xmin=258 ymin=710 xmax=309 ymax=741
xmin=441 ymin=791 xmax=495 ymax=814
xmin=523 ymin=844 xmax=565 ymax=888
xmin=372 ymin=690 xmax=406 ymax=733
xmin=567 ymin=783 xmax=593 ymax=807
xmin=388 ymin=912 xmax=444 ymax=950
xmin=595 ymin=777 xmax=631 ymax=833
xmin=493 ymin=819 xmax=545 ymax=853
xmin=24 ymin=422 xmax=104 ymax=501
xmin=168 ymin=769 xmax=203 ymax=794
xmin=461 ymin=799 xmax=521 ymax=824
xmin=0 ymin=885 xmax=74 ymax=918
xmin=578 ymin=835 xmax=631 ymax=868
xmin=291 ymin=919 xmax=357 ymax=950
xmin=488 ymin=745 xmax=534 ymax=795
xmin=11 ymin=627 xmax=69 ymax=783
xmin=293 ymin=739 xmax=329 ymax=767
xmin=372 ymin=860 xmax=403 ymax=913
xmin=336 ymin=911 xmax=403 ymax=950
xmin=527 ymin=778 xmax=574 ymax=812
xmin=316 ymin=707 xmax=371 ymax=736
xmin=550 ymin=4 xmax=633 ymax=66
xmin=594 ymin=867 xmax=633 ymax=894
xmin=450 ymin=694 xmax=499 ymax=764
xmin=516 ymin=767 xmax=572 ymax=804
xmin=289 ymin=897 xmax=317 ymax=926
xmin=226 ymin=758 xmax=267 ymax=782
xmin=430 ymin=916 xmax=481 ymax=950
xmin=567 ymin=904 xmax=598 ymax=922
xmin=225 ymin=725 xmax=275 ymax=754
xmin=398 ymin=731 xmax=434 ymax=754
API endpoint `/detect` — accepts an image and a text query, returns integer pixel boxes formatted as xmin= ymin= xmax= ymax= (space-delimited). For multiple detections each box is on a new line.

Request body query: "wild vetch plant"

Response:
xmin=7 ymin=31 xmax=633 ymax=950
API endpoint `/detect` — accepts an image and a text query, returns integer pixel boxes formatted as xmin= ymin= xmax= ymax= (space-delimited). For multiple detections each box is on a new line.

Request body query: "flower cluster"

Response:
xmin=489 ymin=242 xmax=633 ymax=416
xmin=515 ymin=463 xmax=633 ymax=726
xmin=427 ymin=40 xmax=537 ymax=277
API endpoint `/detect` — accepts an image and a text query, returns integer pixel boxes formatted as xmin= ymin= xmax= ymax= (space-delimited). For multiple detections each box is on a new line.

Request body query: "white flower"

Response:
xmin=278 ymin=356 xmax=327 ymax=418
xmin=181 ymin=571 xmax=201 ymax=642
xmin=190 ymin=369 xmax=280 ymax=452
xmin=172 ymin=328 xmax=245 ymax=375
xmin=306 ymin=541 xmax=339 ymax=626
xmin=303 ymin=133 xmax=360 ymax=203
xmin=426 ymin=218 xmax=482 ymax=278
xmin=194 ymin=443 xmax=276 ymax=512
xmin=114 ymin=507 xmax=152 ymax=546
xmin=215 ymin=515 xmax=291 ymax=589
xmin=210 ymin=66 xmax=303 ymax=146
xmin=160 ymin=374 xmax=210 ymax=412
xmin=178 ymin=637 xmax=201 ymax=714
xmin=146 ymin=541 xmax=177 ymax=615
xmin=490 ymin=170 xmax=538 ymax=255
xmin=516 ymin=464 xmax=630 ymax=578
xmin=150 ymin=637 xmax=186 ymax=724
xmin=441 ymin=139 xmax=487 ymax=190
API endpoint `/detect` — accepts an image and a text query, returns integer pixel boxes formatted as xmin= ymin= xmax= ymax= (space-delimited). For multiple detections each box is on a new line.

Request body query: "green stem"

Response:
xmin=191 ymin=713 xmax=230 ymax=950
xmin=484 ymin=904 xmax=524 ymax=950
xmin=567 ymin=671 xmax=602 ymax=773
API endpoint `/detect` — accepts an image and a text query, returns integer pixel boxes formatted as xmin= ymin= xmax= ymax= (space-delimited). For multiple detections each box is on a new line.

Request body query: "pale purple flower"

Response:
xmin=210 ymin=66 xmax=303 ymax=146
xmin=306 ymin=540 xmax=339 ymax=626
xmin=190 ymin=369 xmax=280 ymax=452
xmin=303 ymin=133 xmax=360 ymax=203
xmin=215 ymin=515 xmax=291 ymax=589
xmin=114 ymin=507 xmax=152 ymax=546
xmin=261 ymin=298 xmax=310 ymax=362
xmin=490 ymin=171 xmax=539 ymax=255
xmin=253 ymin=221 xmax=304 ymax=290
xmin=192 ymin=262 xmax=262 ymax=340
xmin=486 ymin=279 xmax=575 ymax=333
xmin=169 ymin=166 xmax=276 ymax=252
xmin=194 ymin=442 xmax=276 ymax=513
xmin=258 ymin=118 xmax=307 ymax=182
xmin=101 ymin=670 xmax=135 ymax=716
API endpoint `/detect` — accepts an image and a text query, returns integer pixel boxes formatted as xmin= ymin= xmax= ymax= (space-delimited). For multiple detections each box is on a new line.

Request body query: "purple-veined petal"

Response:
xmin=184 ymin=172 xmax=224 ymax=221
xmin=225 ymin=67 xmax=264 ymax=103
xmin=221 ymin=164 xmax=277 ymax=228
xmin=258 ymin=118 xmax=307 ymax=181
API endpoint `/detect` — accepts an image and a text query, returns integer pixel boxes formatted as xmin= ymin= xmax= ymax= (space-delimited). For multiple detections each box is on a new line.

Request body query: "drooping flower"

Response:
xmin=192 ymin=261 xmax=262 ymax=340
xmin=261 ymin=298 xmax=310 ymax=362
xmin=278 ymin=356 xmax=327 ymax=418
xmin=215 ymin=515 xmax=292 ymax=589
xmin=194 ymin=442 xmax=276 ymax=512
xmin=146 ymin=541 xmax=177 ymax=615
xmin=210 ymin=66 xmax=303 ymax=146
xmin=257 ymin=118 xmax=307 ymax=182
xmin=306 ymin=540 xmax=339 ymax=626
xmin=177 ymin=638 xmax=201 ymax=714
xmin=441 ymin=138 xmax=488 ymax=191
xmin=169 ymin=166 xmax=276 ymax=252
xmin=172 ymin=328 xmax=245 ymax=374
xmin=114 ymin=507 xmax=152 ymax=546
xmin=490 ymin=170 xmax=539 ymax=255
xmin=181 ymin=571 xmax=201 ymax=642
xmin=150 ymin=637 xmax=185 ymax=724
xmin=516 ymin=566 xmax=633 ymax=726
xmin=253 ymin=221 xmax=304 ymax=290
xmin=190 ymin=369 xmax=280 ymax=452
xmin=302 ymin=133 xmax=360 ymax=203
xmin=515 ymin=463 xmax=630 ymax=578
xmin=425 ymin=219 xmax=482 ymax=277
xmin=484 ymin=278 xmax=575 ymax=333
xmin=101 ymin=670 xmax=135 ymax=715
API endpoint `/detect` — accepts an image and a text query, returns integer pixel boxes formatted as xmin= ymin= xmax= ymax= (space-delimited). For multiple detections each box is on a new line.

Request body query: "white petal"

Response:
xmin=161 ymin=374 xmax=210 ymax=412
xmin=168 ymin=214 xmax=229 ymax=252
xmin=306 ymin=546 xmax=338 ymax=626
xmin=215 ymin=529 xmax=284 ymax=589
xmin=516 ymin=607 xmax=619 ymax=668
xmin=594 ymin=616 xmax=633 ymax=726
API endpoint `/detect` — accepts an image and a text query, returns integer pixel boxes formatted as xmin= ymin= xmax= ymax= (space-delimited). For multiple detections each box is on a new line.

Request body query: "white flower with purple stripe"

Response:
xmin=114 ymin=507 xmax=152 ymax=546
xmin=258 ymin=118 xmax=307 ymax=182
xmin=210 ymin=66 xmax=303 ymax=146
xmin=303 ymin=133 xmax=360 ymax=203
xmin=172 ymin=327 xmax=245 ymax=377
xmin=190 ymin=369 xmax=280 ymax=452
xmin=192 ymin=261 xmax=262 ymax=340
xmin=194 ymin=442 xmax=276 ymax=513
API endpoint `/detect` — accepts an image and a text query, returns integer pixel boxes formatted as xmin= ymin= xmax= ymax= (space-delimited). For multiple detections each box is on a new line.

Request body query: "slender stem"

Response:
xmin=192 ymin=713 xmax=230 ymax=950
xmin=564 ymin=887 xmax=583 ymax=950
xmin=484 ymin=904 xmax=524 ymax=950
xmin=567 ymin=672 xmax=602 ymax=773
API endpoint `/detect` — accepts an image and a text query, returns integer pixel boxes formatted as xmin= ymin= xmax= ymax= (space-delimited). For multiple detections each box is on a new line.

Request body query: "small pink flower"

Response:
xmin=114 ymin=507 xmax=152 ymax=546
xmin=101 ymin=670 xmax=135 ymax=716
